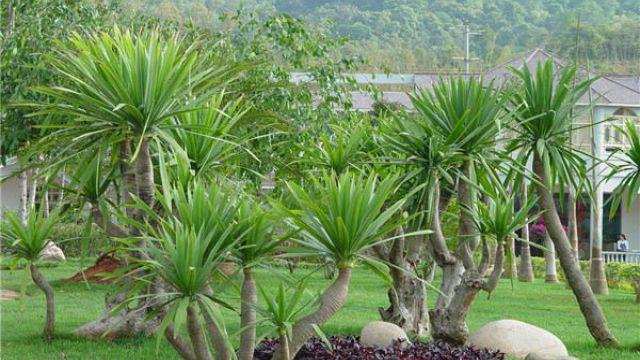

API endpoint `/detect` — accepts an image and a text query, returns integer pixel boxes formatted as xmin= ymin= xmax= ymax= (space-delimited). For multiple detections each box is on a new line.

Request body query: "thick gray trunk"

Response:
xmin=135 ymin=140 xmax=154 ymax=208
xmin=19 ymin=171 xmax=28 ymax=223
xmin=502 ymin=237 xmax=517 ymax=279
xmin=238 ymin=269 xmax=257 ymax=360
xmin=532 ymin=154 xmax=618 ymax=347
xmin=544 ymin=234 xmax=559 ymax=283
xmin=277 ymin=334 xmax=290 ymax=360
xmin=201 ymin=290 xmax=232 ymax=360
xmin=165 ymin=322 xmax=197 ymax=360
xmin=518 ymin=186 xmax=534 ymax=282
xmin=187 ymin=304 xmax=213 ymax=360
xmin=120 ymin=140 xmax=137 ymax=219
xmin=455 ymin=161 xmax=479 ymax=270
xmin=28 ymin=169 xmax=38 ymax=210
xmin=378 ymin=233 xmax=428 ymax=336
xmin=30 ymin=264 xmax=55 ymax=340
xmin=568 ymin=189 xmax=579 ymax=261
xmin=429 ymin=270 xmax=483 ymax=344
xmin=278 ymin=268 xmax=351 ymax=359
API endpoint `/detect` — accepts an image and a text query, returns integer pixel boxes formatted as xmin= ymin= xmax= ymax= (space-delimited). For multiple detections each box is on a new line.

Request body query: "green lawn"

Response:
xmin=1 ymin=260 xmax=639 ymax=359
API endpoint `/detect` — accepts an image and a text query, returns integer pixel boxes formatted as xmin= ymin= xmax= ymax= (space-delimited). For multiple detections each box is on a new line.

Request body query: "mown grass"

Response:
xmin=1 ymin=259 xmax=639 ymax=359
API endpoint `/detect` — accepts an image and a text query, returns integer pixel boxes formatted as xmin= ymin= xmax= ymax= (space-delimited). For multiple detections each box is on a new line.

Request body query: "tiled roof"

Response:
xmin=348 ymin=49 xmax=640 ymax=110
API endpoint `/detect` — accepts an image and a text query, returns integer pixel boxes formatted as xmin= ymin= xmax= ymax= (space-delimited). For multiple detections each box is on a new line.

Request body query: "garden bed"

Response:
xmin=254 ymin=336 xmax=504 ymax=360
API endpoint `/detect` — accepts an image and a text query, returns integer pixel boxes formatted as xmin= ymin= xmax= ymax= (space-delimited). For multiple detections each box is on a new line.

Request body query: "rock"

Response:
xmin=360 ymin=321 xmax=410 ymax=349
xmin=39 ymin=241 xmax=66 ymax=262
xmin=0 ymin=289 xmax=20 ymax=300
xmin=467 ymin=319 xmax=568 ymax=359
xmin=525 ymin=353 xmax=579 ymax=360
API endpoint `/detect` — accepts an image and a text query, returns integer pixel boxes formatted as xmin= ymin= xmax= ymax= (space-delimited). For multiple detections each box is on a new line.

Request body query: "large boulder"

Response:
xmin=360 ymin=321 xmax=410 ymax=348
xmin=525 ymin=353 xmax=579 ymax=360
xmin=467 ymin=319 xmax=568 ymax=359
xmin=39 ymin=241 xmax=66 ymax=262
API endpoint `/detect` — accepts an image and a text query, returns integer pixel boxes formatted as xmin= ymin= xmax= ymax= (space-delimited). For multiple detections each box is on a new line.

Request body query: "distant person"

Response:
xmin=615 ymin=234 xmax=629 ymax=262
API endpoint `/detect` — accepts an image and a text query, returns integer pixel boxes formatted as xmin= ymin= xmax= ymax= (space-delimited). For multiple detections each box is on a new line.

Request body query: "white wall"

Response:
xmin=0 ymin=175 xmax=22 ymax=215
xmin=621 ymin=197 xmax=640 ymax=251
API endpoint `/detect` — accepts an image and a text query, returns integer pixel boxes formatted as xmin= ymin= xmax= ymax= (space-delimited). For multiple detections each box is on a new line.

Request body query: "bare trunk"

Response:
xmin=201 ymin=290 xmax=232 ymax=360
xmin=135 ymin=140 xmax=154 ymax=209
xmin=42 ymin=189 xmax=50 ymax=217
xmin=518 ymin=186 xmax=534 ymax=282
xmin=429 ymin=270 xmax=483 ymax=345
xmin=533 ymin=154 xmax=618 ymax=347
xmin=120 ymin=140 xmax=137 ymax=219
xmin=544 ymin=234 xmax=559 ymax=283
xmin=277 ymin=267 xmax=351 ymax=359
xmin=378 ymin=232 xmax=428 ymax=336
xmin=502 ymin=237 xmax=517 ymax=279
xmin=19 ymin=171 xmax=28 ymax=223
xmin=165 ymin=322 xmax=197 ymax=360
xmin=187 ymin=304 xmax=213 ymax=360
xmin=568 ymin=188 xmax=579 ymax=261
xmin=277 ymin=334 xmax=290 ymax=360
xmin=28 ymin=169 xmax=38 ymax=210
xmin=30 ymin=264 xmax=55 ymax=340
xmin=455 ymin=161 xmax=479 ymax=270
xmin=589 ymin=184 xmax=609 ymax=295
xmin=238 ymin=269 xmax=257 ymax=360
xmin=428 ymin=183 xmax=463 ymax=309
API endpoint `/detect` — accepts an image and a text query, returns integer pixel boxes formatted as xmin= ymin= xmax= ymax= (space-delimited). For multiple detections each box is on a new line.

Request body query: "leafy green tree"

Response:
xmin=272 ymin=172 xmax=421 ymax=358
xmin=509 ymin=60 xmax=618 ymax=347
xmin=1 ymin=206 xmax=63 ymax=340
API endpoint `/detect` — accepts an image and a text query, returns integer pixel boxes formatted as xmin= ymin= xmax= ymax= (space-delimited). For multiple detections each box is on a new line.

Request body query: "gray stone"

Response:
xmin=0 ymin=289 xmax=20 ymax=300
xmin=39 ymin=241 xmax=66 ymax=261
xmin=466 ymin=319 xmax=568 ymax=359
xmin=360 ymin=321 xmax=410 ymax=348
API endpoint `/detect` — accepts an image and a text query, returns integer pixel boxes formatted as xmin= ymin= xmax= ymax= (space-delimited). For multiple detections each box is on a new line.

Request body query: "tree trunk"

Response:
xmin=28 ymin=169 xmax=38 ymax=210
xmin=502 ymin=237 xmax=517 ymax=279
xmin=30 ymin=264 xmax=55 ymax=341
xmin=19 ymin=171 xmax=28 ymax=223
xmin=165 ymin=322 xmax=197 ymax=360
xmin=428 ymin=183 xmax=463 ymax=309
xmin=276 ymin=268 xmax=351 ymax=359
xmin=238 ymin=269 xmax=257 ymax=360
xmin=429 ymin=270 xmax=483 ymax=345
xmin=120 ymin=139 xmax=138 ymax=219
xmin=589 ymin=183 xmax=609 ymax=295
xmin=532 ymin=154 xmax=618 ymax=347
xmin=544 ymin=234 xmax=559 ymax=283
xmin=277 ymin=334 xmax=290 ymax=360
xmin=200 ymin=291 xmax=232 ymax=360
xmin=135 ymin=140 xmax=154 ymax=209
xmin=378 ymin=233 xmax=428 ymax=336
xmin=568 ymin=188 xmax=579 ymax=261
xmin=518 ymin=186 xmax=534 ymax=282
xmin=187 ymin=304 xmax=213 ymax=360
xmin=455 ymin=161 xmax=479 ymax=270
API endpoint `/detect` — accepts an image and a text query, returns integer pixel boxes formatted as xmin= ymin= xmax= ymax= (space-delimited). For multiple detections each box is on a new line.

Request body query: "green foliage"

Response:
xmin=508 ymin=59 xmax=595 ymax=194
xmin=1 ymin=0 xmax=118 ymax=158
xmin=256 ymin=281 xmax=316 ymax=339
xmin=31 ymin=27 xmax=245 ymax=162
xmin=475 ymin=194 xmax=535 ymax=244
xmin=608 ymin=120 xmax=640 ymax=216
xmin=128 ymin=1 xmax=640 ymax=73
xmin=1 ymin=207 xmax=63 ymax=262
xmin=277 ymin=172 xmax=417 ymax=268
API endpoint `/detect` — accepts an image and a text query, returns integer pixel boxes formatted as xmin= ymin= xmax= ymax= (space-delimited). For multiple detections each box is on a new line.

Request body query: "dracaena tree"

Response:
xmin=383 ymin=76 xmax=509 ymax=344
xmin=508 ymin=59 xmax=618 ymax=346
xmin=119 ymin=182 xmax=245 ymax=360
xmin=26 ymin=27 xmax=247 ymax=338
xmin=272 ymin=172 xmax=424 ymax=359
xmin=1 ymin=206 xmax=63 ymax=340
xmin=607 ymin=119 xmax=640 ymax=216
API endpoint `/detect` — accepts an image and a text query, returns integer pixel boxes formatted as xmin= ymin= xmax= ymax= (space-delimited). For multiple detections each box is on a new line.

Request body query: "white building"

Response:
xmin=342 ymin=49 xmax=640 ymax=260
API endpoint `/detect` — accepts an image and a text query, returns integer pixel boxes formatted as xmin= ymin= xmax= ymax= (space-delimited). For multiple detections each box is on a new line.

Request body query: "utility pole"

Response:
xmin=453 ymin=20 xmax=482 ymax=74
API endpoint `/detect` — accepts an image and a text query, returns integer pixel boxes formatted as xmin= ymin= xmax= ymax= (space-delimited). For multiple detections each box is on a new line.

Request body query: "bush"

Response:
xmin=529 ymin=257 xmax=640 ymax=292
xmin=254 ymin=336 xmax=504 ymax=360
xmin=49 ymin=222 xmax=112 ymax=257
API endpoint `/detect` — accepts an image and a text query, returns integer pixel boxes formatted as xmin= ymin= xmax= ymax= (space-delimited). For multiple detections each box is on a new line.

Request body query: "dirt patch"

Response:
xmin=0 ymin=289 xmax=20 ymax=300
xmin=66 ymin=253 xmax=123 ymax=284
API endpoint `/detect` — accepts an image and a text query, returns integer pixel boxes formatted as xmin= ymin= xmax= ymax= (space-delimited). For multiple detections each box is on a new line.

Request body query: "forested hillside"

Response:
xmin=130 ymin=0 xmax=640 ymax=73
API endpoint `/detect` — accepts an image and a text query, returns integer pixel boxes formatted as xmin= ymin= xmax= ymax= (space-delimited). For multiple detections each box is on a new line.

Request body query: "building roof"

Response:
xmin=348 ymin=48 xmax=640 ymax=111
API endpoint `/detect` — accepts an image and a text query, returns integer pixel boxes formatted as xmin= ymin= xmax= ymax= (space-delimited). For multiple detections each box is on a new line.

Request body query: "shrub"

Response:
xmin=530 ymin=257 xmax=640 ymax=293
xmin=254 ymin=336 xmax=505 ymax=360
